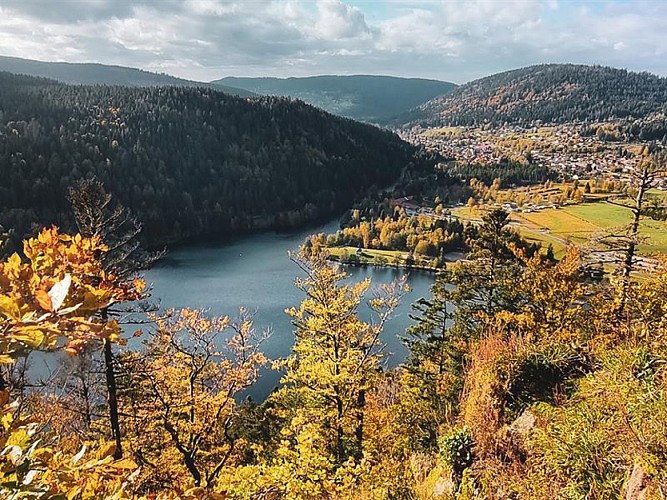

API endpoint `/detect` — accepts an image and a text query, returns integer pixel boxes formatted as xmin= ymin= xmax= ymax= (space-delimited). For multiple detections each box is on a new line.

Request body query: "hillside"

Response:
xmin=214 ymin=75 xmax=456 ymax=123
xmin=0 ymin=72 xmax=418 ymax=246
xmin=0 ymin=55 xmax=254 ymax=96
xmin=399 ymin=64 xmax=667 ymax=128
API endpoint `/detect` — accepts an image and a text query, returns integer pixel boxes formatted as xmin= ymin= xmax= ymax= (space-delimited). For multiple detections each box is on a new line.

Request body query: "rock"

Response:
xmin=622 ymin=463 xmax=649 ymax=500
xmin=433 ymin=475 xmax=457 ymax=498
xmin=506 ymin=409 xmax=537 ymax=457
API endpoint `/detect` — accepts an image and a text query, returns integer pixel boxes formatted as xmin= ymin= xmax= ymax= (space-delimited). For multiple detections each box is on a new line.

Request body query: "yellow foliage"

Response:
xmin=0 ymin=227 xmax=146 ymax=498
xmin=0 ymin=226 xmax=145 ymax=359
xmin=120 ymin=308 xmax=267 ymax=492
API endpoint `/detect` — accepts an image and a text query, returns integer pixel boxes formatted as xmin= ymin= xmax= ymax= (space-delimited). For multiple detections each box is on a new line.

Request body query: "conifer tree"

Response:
xmin=67 ymin=177 xmax=160 ymax=459
xmin=274 ymin=251 xmax=404 ymax=466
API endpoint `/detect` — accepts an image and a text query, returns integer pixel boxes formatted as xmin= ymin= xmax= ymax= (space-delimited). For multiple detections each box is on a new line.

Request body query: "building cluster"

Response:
xmin=389 ymin=196 xmax=460 ymax=221
xmin=400 ymin=124 xmax=665 ymax=188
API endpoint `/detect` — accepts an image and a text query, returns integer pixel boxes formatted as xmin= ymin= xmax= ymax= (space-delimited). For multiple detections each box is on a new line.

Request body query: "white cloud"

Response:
xmin=314 ymin=0 xmax=371 ymax=40
xmin=0 ymin=0 xmax=665 ymax=83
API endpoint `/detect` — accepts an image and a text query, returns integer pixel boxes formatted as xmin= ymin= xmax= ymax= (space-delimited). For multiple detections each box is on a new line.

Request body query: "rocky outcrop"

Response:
xmin=505 ymin=410 xmax=537 ymax=460
xmin=622 ymin=463 xmax=649 ymax=500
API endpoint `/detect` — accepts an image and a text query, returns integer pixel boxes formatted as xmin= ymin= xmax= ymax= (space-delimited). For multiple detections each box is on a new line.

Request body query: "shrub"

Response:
xmin=438 ymin=427 xmax=474 ymax=478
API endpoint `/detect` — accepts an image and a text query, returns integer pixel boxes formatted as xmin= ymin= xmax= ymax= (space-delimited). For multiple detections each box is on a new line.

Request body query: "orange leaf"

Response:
xmin=35 ymin=290 xmax=53 ymax=312
xmin=133 ymin=278 xmax=146 ymax=294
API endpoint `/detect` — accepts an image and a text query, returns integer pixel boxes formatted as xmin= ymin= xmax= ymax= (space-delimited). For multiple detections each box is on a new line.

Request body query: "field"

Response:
xmin=422 ymin=127 xmax=463 ymax=137
xmin=456 ymin=200 xmax=667 ymax=257
xmin=562 ymin=203 xmax=667 ymax=255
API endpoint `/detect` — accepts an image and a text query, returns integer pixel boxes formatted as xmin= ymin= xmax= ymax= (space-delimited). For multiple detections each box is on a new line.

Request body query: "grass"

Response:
xmin=452 ymin=206 xmax=482 ymax=221
xmin=563 ymin=203 xmax=667 ymax=254
xmin=647 ymin=188 xmax=667 ymax=200
xmin=562 ymin=203 xmax=632 ymax=228
xmin=517 ymin=229 xmax=568 ymax=258
xmin=514 ymin=209 xmax=599 ymax=235
xmin=516 ymin=202 xmax=667 ymax=256
xmin=455 ymin=200 xmax=667 ymax=257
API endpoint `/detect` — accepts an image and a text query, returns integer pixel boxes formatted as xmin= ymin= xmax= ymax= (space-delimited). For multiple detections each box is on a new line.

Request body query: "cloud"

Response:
xmin=314 ymin=0 xmax=372 ymax=40
xmin=0 ymin=0 xmax=665 ymax=83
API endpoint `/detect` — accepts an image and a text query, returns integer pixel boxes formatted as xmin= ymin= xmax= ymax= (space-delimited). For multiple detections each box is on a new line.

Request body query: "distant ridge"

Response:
xmin=0 ymin=55 xmax=255 ymax=97
xmin=214 ymin=75 xmax=457 ymax=123
xmin=398 ymin=64 xmax=667 ymax=128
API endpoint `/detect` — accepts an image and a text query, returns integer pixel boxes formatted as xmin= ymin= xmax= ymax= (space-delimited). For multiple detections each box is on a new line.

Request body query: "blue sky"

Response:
xmin=0 ymin=0 xmax=665 ymax=83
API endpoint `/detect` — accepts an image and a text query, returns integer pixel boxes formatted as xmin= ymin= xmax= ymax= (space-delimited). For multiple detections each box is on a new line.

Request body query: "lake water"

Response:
xmin=144 ymin=220 xmax=435 ymax=400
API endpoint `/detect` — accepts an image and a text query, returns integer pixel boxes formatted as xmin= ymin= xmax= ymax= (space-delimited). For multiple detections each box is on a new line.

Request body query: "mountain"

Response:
xmin=213 ymin=75 xmax=456 ymax=123
xmin=399 ymin=64 xmax=667 ymax=128
xmin=0 ymin=55 xmax=254 ymax=97
xmin=0 ymin=72 xmax=419 ymax=247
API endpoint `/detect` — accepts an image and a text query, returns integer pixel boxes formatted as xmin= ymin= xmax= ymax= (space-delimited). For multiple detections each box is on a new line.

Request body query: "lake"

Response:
xmin=144 ymin=220 xmax=435 ymax=400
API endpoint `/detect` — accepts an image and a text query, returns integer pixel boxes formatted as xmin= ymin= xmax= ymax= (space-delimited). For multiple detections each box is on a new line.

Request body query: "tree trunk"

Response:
xmin=103 ymin=333 xmax=123 ymax=459
xmin=354 ymin=389 xmax=365 ymax=460
xmin=618 ymin=166 xmax=649 ymax=318
xmin=336 ymin=394 xmax=344 ymax=466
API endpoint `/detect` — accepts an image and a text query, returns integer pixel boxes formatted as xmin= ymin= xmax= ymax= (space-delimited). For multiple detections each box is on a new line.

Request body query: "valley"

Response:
xmin=144 ymin=219 xmax=433 ymax=401
xmin=1 ymin=58 xmax=667 ymax=498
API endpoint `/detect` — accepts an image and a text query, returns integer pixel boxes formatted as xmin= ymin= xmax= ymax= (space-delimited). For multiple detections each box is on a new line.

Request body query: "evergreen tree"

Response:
xmin=67 ymin=177 xmax=159 ymax=459
xmin=273 ymin=251 xmax=403 ymax=465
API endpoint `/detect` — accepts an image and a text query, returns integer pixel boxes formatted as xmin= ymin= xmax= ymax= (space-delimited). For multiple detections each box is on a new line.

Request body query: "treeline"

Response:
xmin=320 ymin=213 xmax=467 ymax=261
xmin=583 ymin=116 xmax=667 ymax=143
xmin=449 ymin=160 xmax=557 ymax=187
xmin=0 ymin=71 xmax=417 ymax=247
xmin=314 ymin=204 xmax=544 ymax=270
xmin=401 ymin=64 xmax=667 ymax=128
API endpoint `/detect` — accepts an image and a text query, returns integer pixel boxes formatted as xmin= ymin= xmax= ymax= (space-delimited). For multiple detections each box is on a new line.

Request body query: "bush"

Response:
xmin=438 ymin=427 xmax=474 ymax=478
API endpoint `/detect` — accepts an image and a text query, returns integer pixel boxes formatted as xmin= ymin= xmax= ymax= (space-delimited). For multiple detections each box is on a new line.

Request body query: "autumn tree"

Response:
xmin=494 ymin=245 xmax=588 ymax=341
xmin=247 ymin=252 xmax=404 ymax=497
xmin=0 ymin=227 xmax=144 ymax=364
xmin=0 ymin=227 xmax=144 ymax=497
xmin=118 ymin=308 xmax=267 ymax=491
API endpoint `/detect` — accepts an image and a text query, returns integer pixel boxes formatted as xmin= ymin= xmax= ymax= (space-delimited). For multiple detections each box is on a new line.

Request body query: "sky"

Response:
xmin=0 ymin=0 xmax=665 ymax=84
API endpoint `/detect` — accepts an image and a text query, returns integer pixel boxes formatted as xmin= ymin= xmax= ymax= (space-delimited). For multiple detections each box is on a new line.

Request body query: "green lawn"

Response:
xmin=457 ymin=200 xmax=667 ymax=256
xmin=563 ymin=203 xmax=667 ymax=254
xmin=562 ymin=203 xmax=633 ymax=228
xmin=518 ymin=202 xmax=667 ymax=255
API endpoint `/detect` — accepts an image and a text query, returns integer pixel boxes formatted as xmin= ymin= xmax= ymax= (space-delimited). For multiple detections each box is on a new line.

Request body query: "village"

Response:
xmin=399 ymin=123 xmax=667 ymax=189
xmin=387 ymin=123 xmax=667 ymax=265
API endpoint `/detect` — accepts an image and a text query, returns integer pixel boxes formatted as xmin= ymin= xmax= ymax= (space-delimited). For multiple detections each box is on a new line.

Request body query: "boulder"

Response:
xmin=622 ymin=463 xmax=649 ymax=500
xmin=506 ymin=409 xmax=537 ymax=458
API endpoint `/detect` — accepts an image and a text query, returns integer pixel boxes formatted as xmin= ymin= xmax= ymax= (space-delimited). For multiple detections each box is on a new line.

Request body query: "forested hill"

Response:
xmin=214 ymin=75 xmax=456 ymax=123
xmin=0 ymin=72 xmax=417 ymax=246
xmin=0 ymin=55 xmax=254 ymax=97
xmin=398 ymin=64 xmax=667 ymax=127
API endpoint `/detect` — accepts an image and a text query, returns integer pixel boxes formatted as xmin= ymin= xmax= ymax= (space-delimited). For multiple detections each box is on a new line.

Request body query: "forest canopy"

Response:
xmin=0 ymin=72 xmax=417 ymax=247
xmin=399 ymin=64 xmax=667 ymax=128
